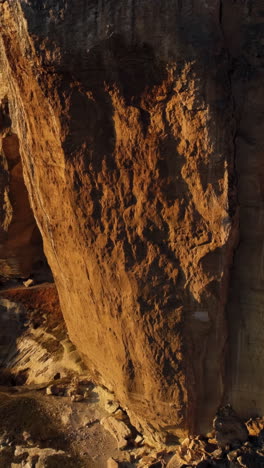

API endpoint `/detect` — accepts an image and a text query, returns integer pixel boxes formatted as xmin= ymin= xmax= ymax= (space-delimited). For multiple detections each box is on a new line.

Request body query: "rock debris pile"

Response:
xmin=166 ymin=406 xmax=264 ymax=468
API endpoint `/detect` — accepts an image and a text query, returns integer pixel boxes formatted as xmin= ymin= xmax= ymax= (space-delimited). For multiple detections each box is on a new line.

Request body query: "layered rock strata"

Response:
xmin=0 ymin=284 xmax=85 ymax=383
xmin=0 ymin=0 xmax=259 ymax=438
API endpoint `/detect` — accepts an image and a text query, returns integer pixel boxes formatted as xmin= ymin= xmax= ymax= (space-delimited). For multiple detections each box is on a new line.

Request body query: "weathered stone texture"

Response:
xmin=222 ymin=0 xmax=264 ymax=420
xmin=0 ymin=0 xmax=256 ymax=438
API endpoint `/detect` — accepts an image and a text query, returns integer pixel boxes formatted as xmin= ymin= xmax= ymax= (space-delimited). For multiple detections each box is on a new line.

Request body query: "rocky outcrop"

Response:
xmin=0 ymin=0 xmax=236 ymax=437
xmin=0 ymin=0 xmax=262 ymax=439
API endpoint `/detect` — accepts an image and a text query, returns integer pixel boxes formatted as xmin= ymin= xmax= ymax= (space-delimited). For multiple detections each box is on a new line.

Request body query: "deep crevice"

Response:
xmin=0 ymin=98 xmax=52 ymax=284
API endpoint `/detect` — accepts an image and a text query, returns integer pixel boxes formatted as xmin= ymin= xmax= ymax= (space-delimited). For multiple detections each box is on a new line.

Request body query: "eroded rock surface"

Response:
xmin=1 ymin=0 xmax=263 ymax=439
xmin=0 ymin=0 xmax=237 ymax=437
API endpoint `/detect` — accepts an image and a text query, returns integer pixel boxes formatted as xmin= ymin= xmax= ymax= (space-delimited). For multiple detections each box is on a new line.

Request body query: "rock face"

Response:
xmin=0 ymin=0 xmax=261 ymax=438
xmin=0 ymin=284 xmax=85 ymax=384
xmin=221 ymin=1 xmax=264 ymax=422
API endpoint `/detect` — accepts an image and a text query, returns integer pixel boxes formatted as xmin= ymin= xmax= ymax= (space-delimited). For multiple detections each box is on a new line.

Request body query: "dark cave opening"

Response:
xmin=0 ymin=98 xmax=53 ymax=285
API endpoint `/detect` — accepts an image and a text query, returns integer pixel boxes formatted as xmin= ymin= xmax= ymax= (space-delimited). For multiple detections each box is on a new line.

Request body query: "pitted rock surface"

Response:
xmin=0 ymin=0 xmax=263 ymax=439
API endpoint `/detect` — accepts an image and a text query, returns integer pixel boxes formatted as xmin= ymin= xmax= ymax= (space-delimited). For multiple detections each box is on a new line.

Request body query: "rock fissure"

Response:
xmin=221 ymin=0 xmax=264 ymax=420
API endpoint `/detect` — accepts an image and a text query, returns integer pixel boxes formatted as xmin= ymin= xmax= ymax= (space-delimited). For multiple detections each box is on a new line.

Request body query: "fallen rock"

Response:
xmin=65 ymin=375 xmax=90 ymax=401
xmin=166 ymin=452 xmax=188 ymax=468
xmin=12 ymin=445 xmax=75 ymax=468
xmin=227 ymin=449 xmax=240 ymax=463
xmin=22 ymin=431 xmax=35 ymax=447
xmin=213 ymin=405 xmax=248 ymax=448
xmin=210 ymin=448 xmax=224 ymax=460
xmin=101 ymin=416 xmax=132 ymax=449
xmin=246 ymin=418 xmax=264 ymax=437
xmin=166 ymin=435 xmax=212 ymax=467
xmin=137 ymin=456 xmax=160 ymax=468
xmin=134 ymin=434 xmax=143 ymax=446
xmin=23 ymin=279 xmax=35 ymax=288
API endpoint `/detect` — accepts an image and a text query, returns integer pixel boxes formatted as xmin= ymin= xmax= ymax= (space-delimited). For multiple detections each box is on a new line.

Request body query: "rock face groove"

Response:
xmin=0 ymin=0 xmax=261 ymax=438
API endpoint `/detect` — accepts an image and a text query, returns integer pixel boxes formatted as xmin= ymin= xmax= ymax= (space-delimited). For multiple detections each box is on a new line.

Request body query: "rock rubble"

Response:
xmin=166 ymin=407 xmax=264 ymax=468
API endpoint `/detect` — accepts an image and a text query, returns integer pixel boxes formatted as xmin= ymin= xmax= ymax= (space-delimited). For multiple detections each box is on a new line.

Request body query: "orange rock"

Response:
xmin=246 ymin=418 xmax=264 ymax=438
xmin=2 ymin=0 xmax=260 ymax=440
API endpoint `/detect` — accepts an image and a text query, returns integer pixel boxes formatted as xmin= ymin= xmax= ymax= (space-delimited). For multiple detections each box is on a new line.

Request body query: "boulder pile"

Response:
xmin=166 ymin=406 xmax=264 ymax=468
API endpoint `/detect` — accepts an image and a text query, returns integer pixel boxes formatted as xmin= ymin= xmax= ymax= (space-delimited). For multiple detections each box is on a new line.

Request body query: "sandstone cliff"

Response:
xmin=0 ymin=0 xmax=261 ymax=440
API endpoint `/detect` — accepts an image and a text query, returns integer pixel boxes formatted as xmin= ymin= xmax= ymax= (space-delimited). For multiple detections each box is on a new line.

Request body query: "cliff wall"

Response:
xmin=0 ymin=0 xmax=261 ymax=439
xmin=222 ymin=0 xmax=264 ymax=421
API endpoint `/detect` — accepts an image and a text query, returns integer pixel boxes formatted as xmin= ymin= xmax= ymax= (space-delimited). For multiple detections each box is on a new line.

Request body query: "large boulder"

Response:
xmin=0 ymin=0 xmax=263 ymax=438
